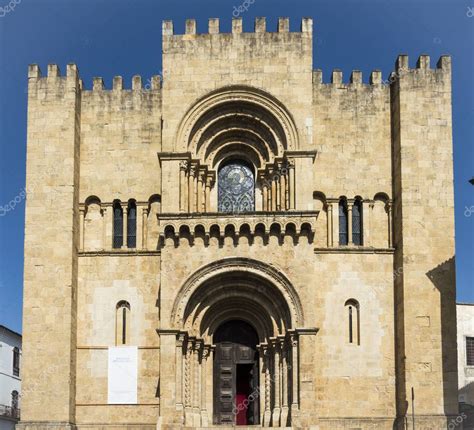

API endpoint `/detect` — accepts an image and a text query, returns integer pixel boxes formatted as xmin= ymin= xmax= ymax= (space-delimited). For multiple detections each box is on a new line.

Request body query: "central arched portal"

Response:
xmin=213 ymin=320 xmax=259 ymax=425
xmin=168 ymin=258 xmax=305 ymax=428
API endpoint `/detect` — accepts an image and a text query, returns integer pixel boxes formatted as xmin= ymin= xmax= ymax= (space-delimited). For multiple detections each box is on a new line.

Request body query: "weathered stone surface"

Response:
xmin=20 ymin=18 xmax=457 ymax=430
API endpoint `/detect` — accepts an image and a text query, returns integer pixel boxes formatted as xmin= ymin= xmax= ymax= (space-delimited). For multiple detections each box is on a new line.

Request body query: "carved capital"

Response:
xmin=176 ymin=331 xmax=187 ymax=347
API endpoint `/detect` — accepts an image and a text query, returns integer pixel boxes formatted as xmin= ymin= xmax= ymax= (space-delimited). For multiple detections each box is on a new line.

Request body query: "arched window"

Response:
xmin=345 ymin=299 xmax=360 ymax=345
xmin=352 ymin=198 xmax=363 ymax=246
xmin=11 ymin=390 xmax=19 ymax=410
xmin=113 ymin=201 xmax=123 ymax=249
xmin=218 ymin=160 xmax=255 ymax=213
xmin=127 ymin=200 xmax=137 ymax=249
xmin=339 ymin=198 xmax=348 ymax=245
xmin=116 ymin=301 xmax=131 ymax=345
xmin=12 ymin=347 xmax=20 ymax=376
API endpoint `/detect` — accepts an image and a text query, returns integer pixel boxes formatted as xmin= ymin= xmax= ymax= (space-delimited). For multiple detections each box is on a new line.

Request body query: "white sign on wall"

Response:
xmin=108 ymin=346 xmax=138 ymax=404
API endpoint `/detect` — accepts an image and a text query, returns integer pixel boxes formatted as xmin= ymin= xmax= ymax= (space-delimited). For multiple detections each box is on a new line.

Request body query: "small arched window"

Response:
xmin=345 ymin=299 xmax=360 ymax=345
xmin=116 ymin=301 xmax=131 ymax=345
xmin=12 ymin=347 xmax=20 ymax=376
xmin=218 ymin=160 xmax=255 ymax=213
xmin=127 ymin=200 xmax=137 ymax=249
xmin=113 ymin=201 xmax=123 ymax=249
xmin=352 ymin=198 xmax=363 ymax=246
xmin=339 ymin=198 xmax=348 ymax=245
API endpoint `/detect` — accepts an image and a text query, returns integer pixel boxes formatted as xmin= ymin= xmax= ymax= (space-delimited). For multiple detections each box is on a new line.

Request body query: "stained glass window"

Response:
xmin=218 ymin=161 xmax=255 ymax=213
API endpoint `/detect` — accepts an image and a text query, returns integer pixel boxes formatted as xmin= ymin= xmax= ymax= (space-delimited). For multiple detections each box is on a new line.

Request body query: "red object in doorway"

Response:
xmin=235 ymin=393 xmax=248 ymax=425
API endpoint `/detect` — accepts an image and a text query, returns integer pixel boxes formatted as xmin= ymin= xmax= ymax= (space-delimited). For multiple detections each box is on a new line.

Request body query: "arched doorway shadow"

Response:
xmin=169 ymin=258 xmax=305 ymax=428
xmin=213 ymin=320 xmax=260 ymax=426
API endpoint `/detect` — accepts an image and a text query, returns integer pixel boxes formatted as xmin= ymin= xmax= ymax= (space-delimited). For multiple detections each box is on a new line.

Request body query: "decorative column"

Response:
xmin=176 ymin=332 xmax=186 ymax=411
xmin=276 ymin=169 xmax=281 ymax=211
xmin=101 ymin=206 xmax=107 ymax=251
xmin=327 ymin=202 xmax=333 ymax=247
xmin=288 ymin=160 xmax=296 ymax=210
xmin=141 ymin=207 xmax=148 ymax=250
xmin=136 ymin=205 xmax=143 ymax=250
xmin=193 ymin=340 xmax=203 ymax=426
xmin=366 ymin=201 xmax=374 ymax=248
xmin=262 ymin=183 xmax=268 ymax=212
xmin=179 ymin=161 xmax=188 ymax=212
xmin=187 ymin=166 xmax=194 ymax=213
xmin=271 ymin=172 xmax=277 ymax=212
xmin=200 ymin=345 xmax=211 ymax=426
xmin=192 ymin=166 xmax=198 ymax=213
xmin=261 ymin=344 xmax=272 ymax=426
xmin=184 ymin=338 xmax=193 ymax=426
xmin=106 ymin=203 xmax=113 ymax=250
xmin=386 ymin=201 xmax=393 ymax=247
xmin=121 ymin=202 xmax=128 ymax=249
xmin=204 ymin=175 xmax=213 ymax=212
xmin=197 ymin=171 xmax=204 ymax=213
xmin=347 ymin=200 xmax=353 ymax=245
xmin=79 ymin=207 xmax=85 ymax=251
xmin=280 ymin=169 xmax=287 ymax=210
xmin=289 ymin=330 xmax=300 ymax=420
xmin=271 ymin=338 xmax=281 ymax=426
xmin=280 ymin=337 xmax=289 ymax=426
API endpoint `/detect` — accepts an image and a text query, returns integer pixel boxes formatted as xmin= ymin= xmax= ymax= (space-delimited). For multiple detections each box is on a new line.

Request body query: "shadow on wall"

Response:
xmin=426 ymin=256 xmax=458 ymax=417
xmin=460 ymin=381 xmax=474 ymax=405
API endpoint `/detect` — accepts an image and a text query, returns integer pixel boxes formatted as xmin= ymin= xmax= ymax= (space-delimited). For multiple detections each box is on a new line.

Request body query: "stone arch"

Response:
xmin=171 ymin=257 xmax=304 ymax=337
xmin=175 ymin=85 xmax=300 ymax=163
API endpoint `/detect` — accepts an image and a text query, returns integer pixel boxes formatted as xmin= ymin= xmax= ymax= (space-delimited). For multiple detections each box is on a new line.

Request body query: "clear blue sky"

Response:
xmin=0 ymin=0 xmax=473 ymax=334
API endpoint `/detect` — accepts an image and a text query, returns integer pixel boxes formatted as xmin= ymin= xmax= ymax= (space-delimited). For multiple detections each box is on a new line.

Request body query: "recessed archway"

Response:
xmin=169 ymin=257 xmax=304 ymax=427
xmin=175 ymin=85 xmax=300 ymax=164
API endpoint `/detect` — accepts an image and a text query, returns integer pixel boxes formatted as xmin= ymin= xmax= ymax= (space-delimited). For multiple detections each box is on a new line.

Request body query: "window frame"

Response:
xmin=345 ymin=299 xmax=360 ymax=346
xmin=466 ymin=336 xmax=474 ymax=366
xmin=217 ymin=159 xmax=256 ymax=213
xmin=113 ymin=200 xmax=124 ymax=249
xmin=352 ymin=198 xmax=363 ymax=246
xmin=116 ymin=300 xmax=131 ymax=346
xmin=127 ymin=200 xmax=137 ymax=249
xmin=339 ymin=198 xmax=348 ymax=246
xmin=12 ymin=346 xmax=20 ymax=377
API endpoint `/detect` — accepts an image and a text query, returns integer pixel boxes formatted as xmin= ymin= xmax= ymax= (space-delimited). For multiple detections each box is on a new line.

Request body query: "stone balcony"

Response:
xmin=157 ymin=211 xmax=319 ymax=246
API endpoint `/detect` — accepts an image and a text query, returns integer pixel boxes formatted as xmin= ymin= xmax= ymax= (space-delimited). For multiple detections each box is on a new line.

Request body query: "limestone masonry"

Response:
xmin=19 ymin=17 xmax=458 ymax=430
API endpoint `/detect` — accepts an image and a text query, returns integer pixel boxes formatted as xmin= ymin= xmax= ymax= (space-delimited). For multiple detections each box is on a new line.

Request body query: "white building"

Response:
xmin=457 ymin=303 xmax=474 ymax=430
xmin=0 ymin=325 xmax=21 ymax=430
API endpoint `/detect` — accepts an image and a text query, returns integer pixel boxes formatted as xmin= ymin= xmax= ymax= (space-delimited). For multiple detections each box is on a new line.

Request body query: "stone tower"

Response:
xmin=19 ymin=17 xmax=458 ymax=430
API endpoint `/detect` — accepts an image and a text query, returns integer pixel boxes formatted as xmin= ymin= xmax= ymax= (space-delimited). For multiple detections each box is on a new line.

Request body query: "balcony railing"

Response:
xmin=158 ymin=210 xmax=319 ymax=246
xmin=0 ymin=405 xmax=20 ymax=420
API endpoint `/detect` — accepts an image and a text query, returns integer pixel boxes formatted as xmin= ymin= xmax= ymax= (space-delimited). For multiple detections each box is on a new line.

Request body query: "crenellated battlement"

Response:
xmin=162 ymin=17 xmax=312 ymax=36
xmin=28 ymin=63 xmax=162 ymax=93
xmin=312 ymin=54 xmax=451 ymax=88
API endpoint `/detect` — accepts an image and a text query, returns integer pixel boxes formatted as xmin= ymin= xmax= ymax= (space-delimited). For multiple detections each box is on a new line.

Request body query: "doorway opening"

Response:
xmin=213 ymin=320 xmax=259 ymax=426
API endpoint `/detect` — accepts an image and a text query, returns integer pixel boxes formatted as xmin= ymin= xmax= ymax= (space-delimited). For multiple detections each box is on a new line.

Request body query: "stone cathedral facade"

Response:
xmin=19 ymin=17 xmax=458 ymax=430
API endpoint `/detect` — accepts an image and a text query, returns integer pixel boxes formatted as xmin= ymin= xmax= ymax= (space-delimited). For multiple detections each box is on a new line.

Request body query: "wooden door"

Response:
xmin=213 ymin=320 xmax=259 ymax=425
